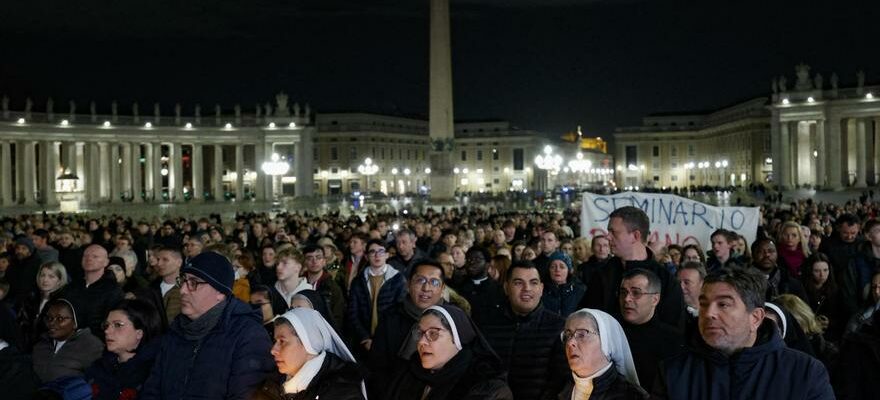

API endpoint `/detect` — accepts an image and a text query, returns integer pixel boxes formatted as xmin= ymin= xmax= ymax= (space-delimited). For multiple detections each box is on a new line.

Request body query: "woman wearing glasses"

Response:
xmin=558 ymin=308 xmax=647 ymax=399
xmin=384 ymin=304 xmax=513 ymax=400
xmin=32 ymin=298 xmax=103 ymax=383
xmin=254 ymin=307 xmax=366 ymax=400
xmin=86 ymin=299 xmax=163 ymax=400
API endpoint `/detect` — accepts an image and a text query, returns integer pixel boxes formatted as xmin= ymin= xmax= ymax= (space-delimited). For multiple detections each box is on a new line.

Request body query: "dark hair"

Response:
xmin=250 ymin=284 xmax=272 ymax=298
xmin=836 ymin=213 xmax=861 ymax=227
xmin=621 ymin=267 xmax=661 ymax=293
xmin=750 ymin=237 xmax=775 ymax=257
xmin=710 ymin=229 xmax=738 ymax=243
xmin=33 ymin=229 xmax=50 ymax=239
xmin=863 ymin=219 xmax=880 ymax=235
xmin=678 ymin=261 xmax=707 ymax=280
xmin=506 ymin=259 xmax=539 ymax=282
xmin=411 ymin=260 xmax=445 ymax=278
xmin=609 ymin=206 xmax=650 ymax=243
xmin=396 ymin=228 xmax=416 ymax=240
xmin=301 ymin=244 xmax=324 ymax=256
xmin=236 ymin=251 xmax=256 ymax=272
xmin=366 ymin=239 xmax=387 ymax=251
xmin=800 ymin=252 xmax=837 ymax=295
xmin=465 ymin=246 xmax=491 ymax=263
xmin=704 ymin=267 xmax=767 ymax=311
xmin=109 ymin=299 xmax=163 ymax=347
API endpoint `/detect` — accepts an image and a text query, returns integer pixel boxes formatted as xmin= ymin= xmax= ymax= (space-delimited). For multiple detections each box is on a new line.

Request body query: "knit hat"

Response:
xmin=547 ymin=250 xmax=572 ymax=270
xmin=15 ymin=236 xmax=35 ymax=253
xmin=182 ymin=251 xmax=234 ymax=295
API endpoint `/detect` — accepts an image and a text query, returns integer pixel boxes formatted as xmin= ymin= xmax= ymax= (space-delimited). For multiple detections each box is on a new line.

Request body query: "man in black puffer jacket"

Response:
xmin=478 ymin=261 xmax=568 ymax=400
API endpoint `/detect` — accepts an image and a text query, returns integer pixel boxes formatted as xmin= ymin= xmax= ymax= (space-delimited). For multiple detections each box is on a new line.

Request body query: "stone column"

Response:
xmin=42 ymin=141 xmax=58 ymax=206
xmin=295 ymin=130 xmax=315 ymax=197
xmin=213 ymin=144 xmax=224 ymax=201
xmin=132 ymin=143 xmax=143 ymax=203
xmin=873 ymin=118 xmax=880 ymax=185
xmin=63 ymin=142 xmax=76 ymax=178
xmin=152 ymin=143 xmax=164 ymax=202
xmin=170 ymin=142 xmax=184 ymax=201
xmin=98 ymin=143 xmax=110 ymax=201
xmin=192 ymin=144 xmax=203 ymax=201
xmin=110 ymin=144 xmax=121 ymax=203
xmin=85 ymin=142 xmax=99 ymax=203
xmin=815 ymin=120 xmax=826 ymax=188
xmin=0 ymin=141 xmax=11 ymax=205
xmin=779 ymin=121 xmax=791 ymax=190
xmin=428 ymin=0 xmax=456 ymax=200
xmin=235 ymin=144 xmax=244 ymax=200
xmin=827 ymin=116 xmax=843 ymax=190
xmin=22 ymin=141 xmax=36 ymax=205
xmin=254 ymin=142 xmax=267 ymax=201
xmin=856 ymin=118 xmax=868 ymax=188
xmin=770 ymin=115 xmax=781 ymax=189
xmin=122 ymin=143 xmax=133 ymax=200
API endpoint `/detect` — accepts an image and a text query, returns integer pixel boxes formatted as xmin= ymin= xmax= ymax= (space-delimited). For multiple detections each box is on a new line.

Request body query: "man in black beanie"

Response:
xmin=141 ymin=251 xmax=275 ymax=400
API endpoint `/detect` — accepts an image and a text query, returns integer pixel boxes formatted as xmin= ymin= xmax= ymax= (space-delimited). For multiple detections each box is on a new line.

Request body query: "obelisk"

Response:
xmin=428 ymin=0 xmax=456 ymax=200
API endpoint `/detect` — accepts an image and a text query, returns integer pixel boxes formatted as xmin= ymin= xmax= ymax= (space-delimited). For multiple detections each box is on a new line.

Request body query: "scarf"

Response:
xmin=282 ymin=351 xmax=326 ymax=394
xmin=179 ymin=298 xmax=228 ymax=341
xmin=409 ymin=347 xmax=475 ymax=399
xmin=571 ymin=362 xmax=613 ymax=400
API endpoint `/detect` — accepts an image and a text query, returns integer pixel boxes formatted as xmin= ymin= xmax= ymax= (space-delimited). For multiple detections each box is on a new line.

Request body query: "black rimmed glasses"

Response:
xmin=177 ymin=275 xmax=209 ymax=291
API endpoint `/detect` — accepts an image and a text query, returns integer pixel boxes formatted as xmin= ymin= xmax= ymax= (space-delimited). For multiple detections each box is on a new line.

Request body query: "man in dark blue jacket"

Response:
xmin=653 ymin=267 xmax=834 ymax=400
xmin=140 ymin=251 xmax=275 ymax=400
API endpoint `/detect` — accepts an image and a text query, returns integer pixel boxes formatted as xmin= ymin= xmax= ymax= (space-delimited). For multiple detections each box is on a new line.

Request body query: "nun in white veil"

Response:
xmin=255 ymin=307 xmax=367 ymax=400
xmin=558 ymin=308 xmax=648 ymax=399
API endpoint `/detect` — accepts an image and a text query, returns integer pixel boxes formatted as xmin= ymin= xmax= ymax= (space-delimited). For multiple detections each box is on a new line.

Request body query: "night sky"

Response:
xmin=1 ymin=0 xmax=878 ymax=139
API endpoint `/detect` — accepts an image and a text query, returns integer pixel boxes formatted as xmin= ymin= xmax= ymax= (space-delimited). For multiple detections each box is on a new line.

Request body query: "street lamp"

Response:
xmin=534 ymin=145 xmax=562 ymax=191
xmin=568 ymin=152 xmax=592 ymax=188
xmin=261 ymin=153 xmax=290 ymax=198
xmin=357 ymin=157 xmax=379 ymax=194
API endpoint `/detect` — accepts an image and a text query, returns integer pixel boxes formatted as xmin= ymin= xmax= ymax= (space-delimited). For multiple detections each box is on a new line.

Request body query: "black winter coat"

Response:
xmin=63 ymin=272 xmax=125 ymax=341
xmin=653 ymin=320 xmax=834 ymax=400
xmin=254 ymin=353 xmax=365 ymax=400
xmin=86 ymin=339 xmax=160 ymax=400
xmin=555 ymin=364 xmax=647 ymax=400
xmin=383 ymin=348 xmax=512 ymax=400
xmin=832 ymin=312 xmax=880 ymax=400
xmin=0 ymin=345 xmax=39 ymax=400
xmin=621 ymin=318 xmax=684 ymax=392
xmin=457 ymin=278 xmax=506 ymax=325
xmin=367 ymin=301 xmax=418 ymax=398
xmin=542 ymin=277 xmax=587 ymax=318
xmin=479 ymin=303 xmax=568 ymax=400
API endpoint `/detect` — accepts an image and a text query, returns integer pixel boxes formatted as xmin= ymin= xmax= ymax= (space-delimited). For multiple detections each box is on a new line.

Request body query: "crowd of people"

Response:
xmin=0 ymin=194 xmax=878 ymax=399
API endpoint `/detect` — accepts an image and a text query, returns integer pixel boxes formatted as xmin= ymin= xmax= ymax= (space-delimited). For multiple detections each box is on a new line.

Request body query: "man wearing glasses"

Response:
xmin=368 ymin=260 xmax=448 ymax=398
xmin=141 ymin=251 xmax=274 ymax=400
xmin=346 ymin=239 xmax=407 ymax=355
xmin=581 ymin=206 xmax=686 ymax=332
xmin=617 ymin=268 xmax=684 ymax=391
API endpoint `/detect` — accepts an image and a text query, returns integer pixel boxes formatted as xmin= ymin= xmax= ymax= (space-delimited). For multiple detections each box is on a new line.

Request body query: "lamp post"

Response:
xmin=568 ymin=152 xmax=592 ymax=188
xmin=534 ymin=145 xmax=562 ymax=191
xmin=357 ymin=157 xmax=379 ymax=195
xmin=260 ymin=153 xmax=290 ymax=199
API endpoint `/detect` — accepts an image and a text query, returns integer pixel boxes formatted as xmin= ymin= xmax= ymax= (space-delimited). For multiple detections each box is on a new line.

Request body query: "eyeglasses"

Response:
xmin=177 ymin=275 xmax=209 ymax=291
xmin=413 ymin=327 xmax=447 ymax=343
xmin=412 ymin=276 xmax=442 ymax=288
xmin=618 ymin=288 xmax=658 ymax=300
xmin=44 ymin=315 xmax=72 ymax=324
xmin=367 ymin=248 xmax=387 ymax=256
xmin=102 ymin=321 xmax=129 ymax=330
xmin=560 ymin=329 xmax=598 ymax=344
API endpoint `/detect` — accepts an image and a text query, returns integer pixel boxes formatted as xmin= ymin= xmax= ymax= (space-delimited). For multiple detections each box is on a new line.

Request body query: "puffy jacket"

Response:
xmin=346 ymin=265 xmax=407 ymax=344
xmin=653 ymin=320 xmax=834 ymax=400
xmin=139 ymin=299 xmax=275 ymax=400
xmin=542 ymin=277 xmax=587 ymax=318
xmin=479 ymin=303 xmax=568 ymax=400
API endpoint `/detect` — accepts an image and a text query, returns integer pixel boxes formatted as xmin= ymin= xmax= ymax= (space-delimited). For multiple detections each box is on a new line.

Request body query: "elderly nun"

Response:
xmin=255 ymin=307 xmax=366 ymax=400
xmin=558 ymin=308 xmax=648 ymax=399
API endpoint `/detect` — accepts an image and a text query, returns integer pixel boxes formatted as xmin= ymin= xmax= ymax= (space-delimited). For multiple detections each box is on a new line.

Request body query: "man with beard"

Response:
xmin=751 ymin=238 xmax=808 ymax=302
xmin=478 ymin=260 xmax=568 ymax=400
xmin=7 ymin=237 xmax=42 ymax=303
xmin=457 ymin=246 xmax=506 ymax=324
xmin=368 ymin=260 xmax=447 ymax=399
xmin=55 ymin=230 xmax=84 ymax=283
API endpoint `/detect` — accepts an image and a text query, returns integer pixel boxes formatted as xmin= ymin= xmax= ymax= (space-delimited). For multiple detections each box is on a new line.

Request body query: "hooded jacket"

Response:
xmin=139 ymin=299 xmax=275 ymax=400
xmin=653 ymin=319 xmax=834 ymax=400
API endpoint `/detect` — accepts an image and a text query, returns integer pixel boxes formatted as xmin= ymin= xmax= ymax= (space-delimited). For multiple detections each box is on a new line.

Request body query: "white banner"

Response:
xmin=580 ymin=192 xmax=760 ymax=248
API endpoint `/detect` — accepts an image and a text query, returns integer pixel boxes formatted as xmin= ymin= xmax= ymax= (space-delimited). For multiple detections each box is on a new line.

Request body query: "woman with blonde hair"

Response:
xmin=774 ymin=294 xmax=838 ymax=366
xmin=571 ymin=237 xmax=591 ymax=268
xmin=776 ymin=221 xmax=810 ymax=277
